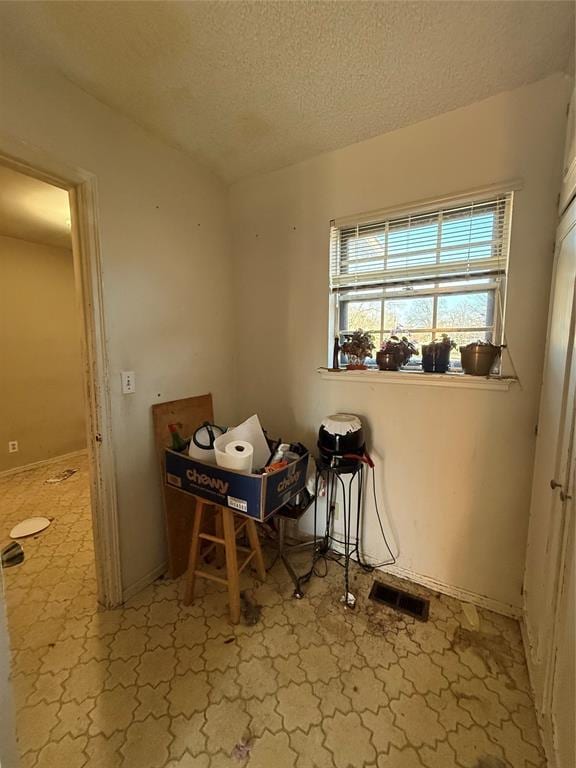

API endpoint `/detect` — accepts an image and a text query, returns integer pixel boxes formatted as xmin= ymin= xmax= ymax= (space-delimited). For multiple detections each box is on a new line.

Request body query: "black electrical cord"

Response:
xmin=294 ymin=457 xmax=398 ymax=592
xmin=321 ymin=464 xmax=396 ymax=570
xmin=363 ymin=464 xmax=397 ymax=568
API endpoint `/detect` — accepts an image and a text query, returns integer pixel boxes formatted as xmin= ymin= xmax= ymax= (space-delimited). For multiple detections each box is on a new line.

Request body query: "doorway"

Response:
xmin=0 ymin=163 xmax=100 ymax=610
xmin=0 ymin=151 xmax=121 ymax=767
xmin=0 ymin=153 xmax=121 ymax=607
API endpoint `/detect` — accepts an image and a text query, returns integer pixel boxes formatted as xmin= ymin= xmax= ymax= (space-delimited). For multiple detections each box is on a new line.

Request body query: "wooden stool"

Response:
xmin=183 ymin=496 xmax=266 ymax=624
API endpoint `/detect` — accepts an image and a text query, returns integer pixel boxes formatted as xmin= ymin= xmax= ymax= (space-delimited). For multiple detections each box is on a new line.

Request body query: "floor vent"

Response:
xmin=369 ymin=581 xmax=430 ymax=622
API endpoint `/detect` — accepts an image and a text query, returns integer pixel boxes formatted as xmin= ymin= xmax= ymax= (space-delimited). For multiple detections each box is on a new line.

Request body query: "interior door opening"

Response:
xmin=0 ymin=148 xmax=122 ymax=767
xmin=0 ymin=152 xmax=122 ymax=600
xmin=0 ymin=161 xmax=102 ymax=628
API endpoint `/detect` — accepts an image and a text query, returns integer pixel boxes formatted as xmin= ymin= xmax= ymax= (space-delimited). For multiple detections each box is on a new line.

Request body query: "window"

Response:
xmin=330 ymin=191 xmax=513 ymax=369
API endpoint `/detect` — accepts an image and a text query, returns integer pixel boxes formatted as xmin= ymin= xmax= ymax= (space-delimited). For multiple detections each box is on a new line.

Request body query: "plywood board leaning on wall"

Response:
xmin=152 ymin=394 xmax=213 ymax=578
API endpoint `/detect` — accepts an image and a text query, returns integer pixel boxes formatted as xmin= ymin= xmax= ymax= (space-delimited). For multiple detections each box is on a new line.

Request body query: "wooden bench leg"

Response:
xmin=214 ymin=509 xmax=226 ymax=569
xmin=246 ymin=518 xmax=266 ymax=582
xmin=184 ymin=499 xmax=205 ymax=605
xmin=221 ymin=506 xmax=241 ymax=624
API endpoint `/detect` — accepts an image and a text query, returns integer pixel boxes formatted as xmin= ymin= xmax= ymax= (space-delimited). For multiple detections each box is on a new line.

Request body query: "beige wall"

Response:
xmin=0 ymin=50 xmax=236 ymax=595
xmin=230 ymin=74 xmax=571 ymax=614
xmin=0 ymin=235 xmax=85 ymax=473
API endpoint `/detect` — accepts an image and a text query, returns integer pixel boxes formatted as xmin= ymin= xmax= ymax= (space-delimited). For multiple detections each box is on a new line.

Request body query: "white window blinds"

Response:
xmin=330 ymin=193 xmax=513 ymax=293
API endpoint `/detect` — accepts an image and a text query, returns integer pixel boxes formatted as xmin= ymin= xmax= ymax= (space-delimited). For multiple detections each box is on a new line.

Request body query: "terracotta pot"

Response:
xmin=460 ymin=344 xmax=500 ymax=376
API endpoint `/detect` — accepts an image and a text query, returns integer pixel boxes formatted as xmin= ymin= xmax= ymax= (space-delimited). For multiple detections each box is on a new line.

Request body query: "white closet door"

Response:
xmin=524 ymin=199 xmax=576 ymax=704
xmin=545 ymin=300 xmax=576 ymax=767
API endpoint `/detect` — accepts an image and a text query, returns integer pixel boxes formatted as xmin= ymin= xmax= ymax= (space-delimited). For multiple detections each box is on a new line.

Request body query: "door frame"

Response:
xmin=0 ymin=134 xmax=123 ymax=608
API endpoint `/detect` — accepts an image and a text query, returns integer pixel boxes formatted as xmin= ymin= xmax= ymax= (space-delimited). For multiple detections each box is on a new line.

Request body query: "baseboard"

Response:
xmin=374 ymin=561 xmax=522 ymax=619
xmin=0 ymin=449 xmax=88 ymax=478
xmin=316 ymin=533 xmax=523 ymax=619
xmin=122 ymin=562 xmax=168 ymax=603
xmin=294 ymin=513 xmax=522 ymax=619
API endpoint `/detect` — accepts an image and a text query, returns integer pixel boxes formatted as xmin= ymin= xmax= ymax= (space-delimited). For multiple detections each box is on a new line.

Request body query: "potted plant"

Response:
xmin=376 ymin=335 xmax=419 ymax=371
xmin=421 ymin=334 xmax=457 ymax=373
xmin=460 ymin=340 xmax=503 ymax=376
xmin=341 ymin=329 xmax=375 ymax=370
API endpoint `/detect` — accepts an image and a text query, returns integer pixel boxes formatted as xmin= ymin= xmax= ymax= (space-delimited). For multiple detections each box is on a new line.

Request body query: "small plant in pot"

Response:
xmin=341 ymin=329 xmax=375 ymax=370
xmin=421 ymin=334 xmax=457 ymax=373
xmin=376 ymin=335 xmax=419 ymax=371
xmin=460 ymin=340 xmax=503 ymax=376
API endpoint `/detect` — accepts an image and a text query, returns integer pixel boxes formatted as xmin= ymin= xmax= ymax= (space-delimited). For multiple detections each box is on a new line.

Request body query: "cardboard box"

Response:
xmin=164 ymin=448 xmax=309 ymax=522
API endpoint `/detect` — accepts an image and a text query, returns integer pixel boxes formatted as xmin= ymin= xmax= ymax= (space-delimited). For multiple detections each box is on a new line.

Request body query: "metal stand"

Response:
xmin=276 ymin=516 xmax=315 ymax=598
xmin=312 ymin=458 xmax=365 ymax=606
xmin=271 ymin=488 xmax=316 ymax=598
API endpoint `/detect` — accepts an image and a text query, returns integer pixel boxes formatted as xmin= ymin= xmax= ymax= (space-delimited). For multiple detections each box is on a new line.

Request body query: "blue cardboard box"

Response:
xmin=165 ymin=448 xmax=308 ymax=522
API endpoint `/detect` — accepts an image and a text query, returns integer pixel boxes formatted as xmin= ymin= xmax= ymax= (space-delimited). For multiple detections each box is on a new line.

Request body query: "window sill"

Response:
xmin=317 ymin=368 xmax=517 ymax=391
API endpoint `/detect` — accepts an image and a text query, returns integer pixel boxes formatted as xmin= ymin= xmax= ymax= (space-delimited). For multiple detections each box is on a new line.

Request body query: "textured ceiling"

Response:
xmin=0 ymin=1 xmax=574 ymax=182
xmin=0 ymin=166 xmax=71 ymax=249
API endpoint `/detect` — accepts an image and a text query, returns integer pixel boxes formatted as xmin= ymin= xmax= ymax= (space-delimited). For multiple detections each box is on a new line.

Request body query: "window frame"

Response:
xmin=328 ymin=186 xmax=515 ymax=373
xmin=336 ymin=282 xmax=503 ymax=370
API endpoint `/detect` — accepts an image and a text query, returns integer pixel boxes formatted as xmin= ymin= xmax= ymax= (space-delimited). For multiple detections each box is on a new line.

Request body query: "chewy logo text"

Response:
xmin=277 ymin=470 xmax=301 ymax=494
xmin=186 ymin=468 xmax=229 ymax=496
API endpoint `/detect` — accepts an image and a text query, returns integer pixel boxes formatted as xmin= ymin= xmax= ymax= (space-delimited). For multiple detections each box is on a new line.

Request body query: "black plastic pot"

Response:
xmin=434 ymin=347 xmax=451 ymax=373
xmin=376 ymin=351 xmax=400 ymax=371
xmin=421 ymin=347 xmax=435 ymax=372
xmin=421 ymin=345 xmax=451 ymax=373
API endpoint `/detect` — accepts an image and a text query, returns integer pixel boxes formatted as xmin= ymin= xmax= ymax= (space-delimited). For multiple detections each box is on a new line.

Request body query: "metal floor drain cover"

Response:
xmin=369 ymin=580 xmax=430 ymax=621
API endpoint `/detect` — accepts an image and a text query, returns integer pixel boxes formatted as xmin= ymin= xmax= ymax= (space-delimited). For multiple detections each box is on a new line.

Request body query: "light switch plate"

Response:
xmin=121 ymin=371 xmax=136 ymax=394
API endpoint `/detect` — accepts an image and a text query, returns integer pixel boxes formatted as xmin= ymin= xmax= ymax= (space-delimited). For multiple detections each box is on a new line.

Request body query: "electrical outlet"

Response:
xmin=8 ymin=441 xmax=18 ymax=453
xmin=121 ymin=371 xmax=136 ymax=394
xmin=332 ymin=502 xmax=340 ymax=521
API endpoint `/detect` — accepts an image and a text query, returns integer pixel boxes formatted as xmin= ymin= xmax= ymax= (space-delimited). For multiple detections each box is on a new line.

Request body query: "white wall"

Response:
xmin=0 ymin=51 xmax=236 ymax=595
xmin=230 ymin=74 xmax=571 ymax=614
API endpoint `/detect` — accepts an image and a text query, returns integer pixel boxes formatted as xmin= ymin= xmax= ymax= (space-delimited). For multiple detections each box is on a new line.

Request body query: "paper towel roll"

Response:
xmin=213 ymin=415 xmax=269 ymax=470
xmin=215 ymin=440 xmax=254 ymax=473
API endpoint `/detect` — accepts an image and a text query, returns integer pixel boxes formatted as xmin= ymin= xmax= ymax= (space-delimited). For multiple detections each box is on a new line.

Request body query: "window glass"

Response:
xmin=343 ymin=300 xmax=381 ymax=331
xmin=383 ymin=297 xmax=434 ymax=331
xmin=436 ymin=292 xmax=490 ymax=329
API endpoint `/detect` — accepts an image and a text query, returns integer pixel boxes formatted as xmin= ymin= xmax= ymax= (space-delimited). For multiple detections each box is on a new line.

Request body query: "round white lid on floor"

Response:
xmin=10 ymin=517 xmax=51 ymax=539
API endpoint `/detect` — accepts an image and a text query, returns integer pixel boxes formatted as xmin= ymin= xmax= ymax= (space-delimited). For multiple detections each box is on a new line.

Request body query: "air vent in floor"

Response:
xmin=369 ymin=581 xmax=430 ymax=622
